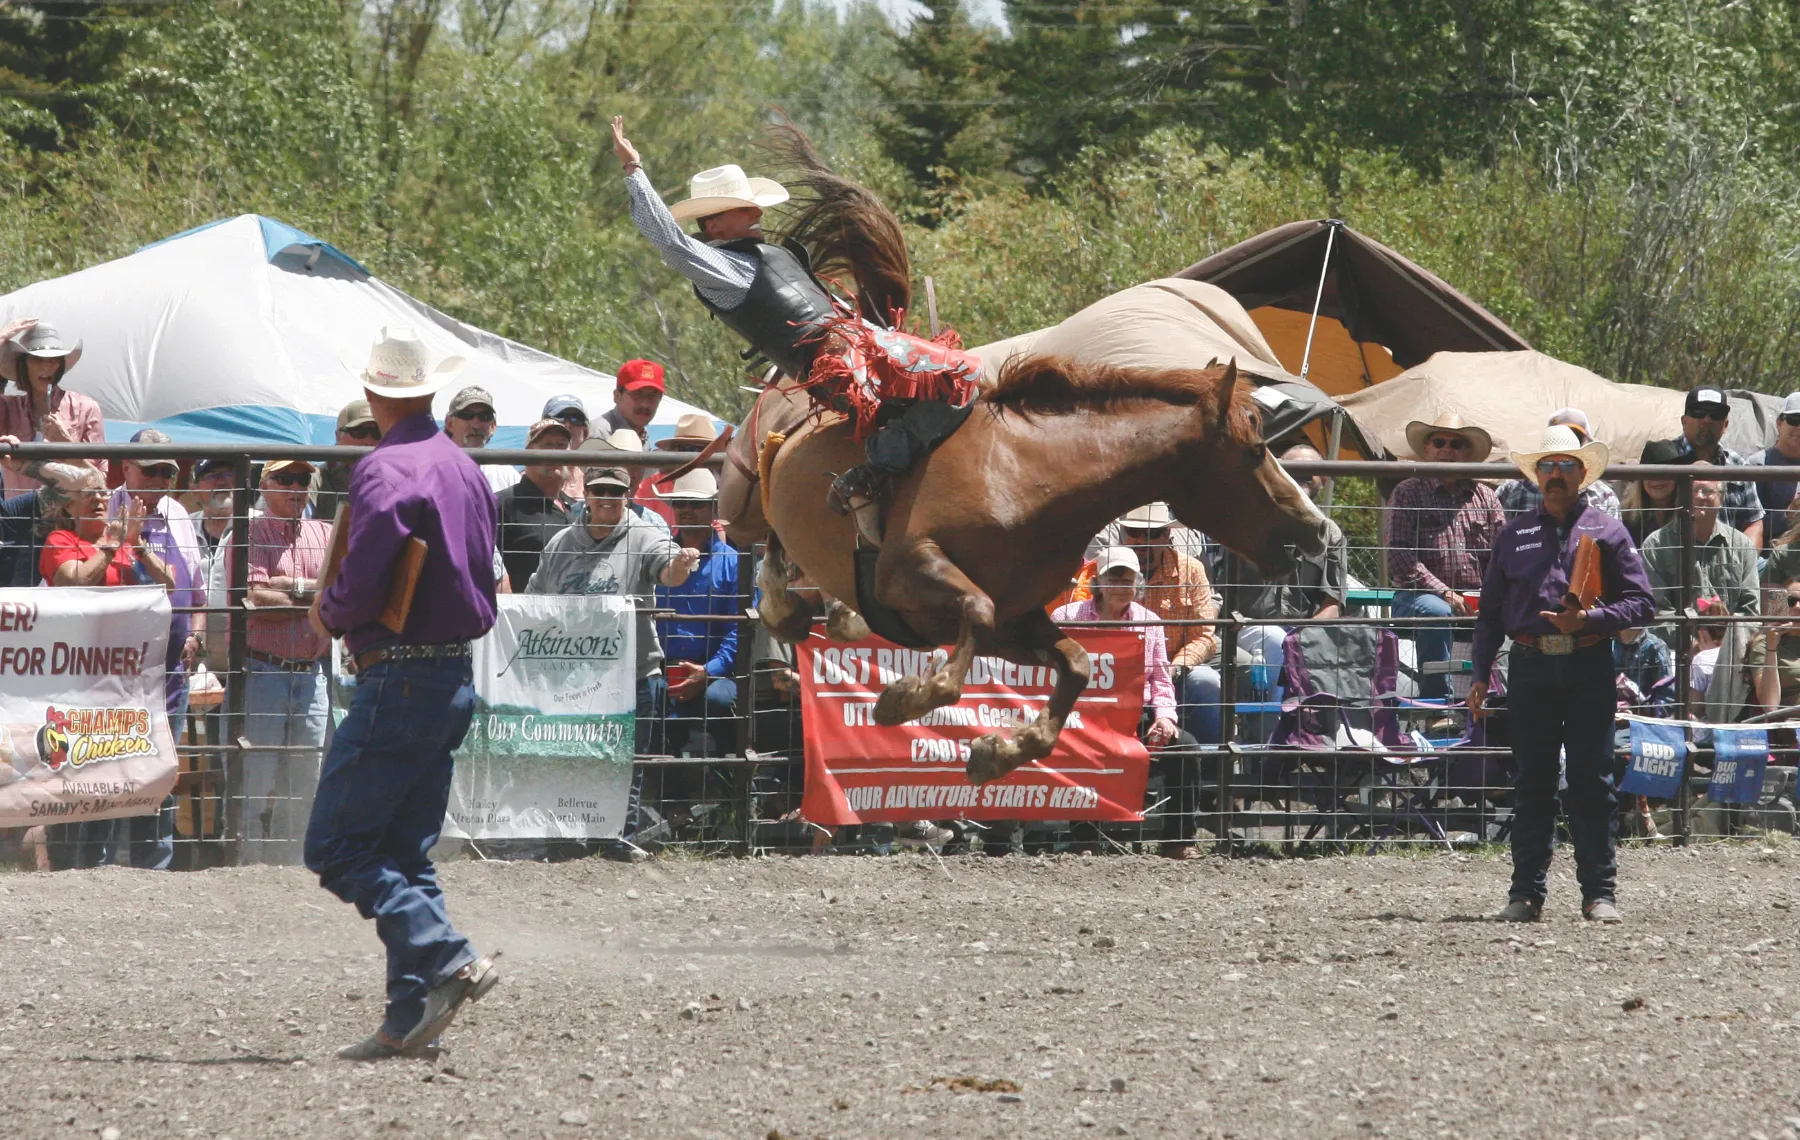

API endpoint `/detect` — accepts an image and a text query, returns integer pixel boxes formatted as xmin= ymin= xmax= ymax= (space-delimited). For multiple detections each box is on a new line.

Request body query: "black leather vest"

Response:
xmin=698 ymin=238 xmax=836 ymax=378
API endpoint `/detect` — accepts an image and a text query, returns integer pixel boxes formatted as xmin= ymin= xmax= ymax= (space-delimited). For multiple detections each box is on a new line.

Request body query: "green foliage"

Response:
xmin=873 ymin=0 xmax=1008 ymax=218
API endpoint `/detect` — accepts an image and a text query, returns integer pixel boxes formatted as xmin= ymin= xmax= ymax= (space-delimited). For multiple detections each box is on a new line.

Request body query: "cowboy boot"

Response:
xmin=827 ymin=465 xmax=889 ymax=547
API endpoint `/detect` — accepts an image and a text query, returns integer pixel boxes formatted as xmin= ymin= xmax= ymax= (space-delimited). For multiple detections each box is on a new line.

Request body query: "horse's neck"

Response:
xmin=1020 ymin=403 xmax=1205 ymax=545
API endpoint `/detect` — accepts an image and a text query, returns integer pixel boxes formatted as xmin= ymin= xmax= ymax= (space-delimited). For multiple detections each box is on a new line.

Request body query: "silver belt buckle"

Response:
xmin=1537 ymin=633 xmax=1574 ymax=656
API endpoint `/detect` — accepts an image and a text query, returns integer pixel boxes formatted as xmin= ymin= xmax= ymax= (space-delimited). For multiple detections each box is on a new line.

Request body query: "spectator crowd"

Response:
xmin=1 ymin=311 xmax=1796 ymax=866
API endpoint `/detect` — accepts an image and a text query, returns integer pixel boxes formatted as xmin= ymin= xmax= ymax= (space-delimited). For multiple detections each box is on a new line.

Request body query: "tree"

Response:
xmin=0 ymin=2 xmax=156 ymax=150
xmin=873 ymin=0 xmax=1007 ymax=217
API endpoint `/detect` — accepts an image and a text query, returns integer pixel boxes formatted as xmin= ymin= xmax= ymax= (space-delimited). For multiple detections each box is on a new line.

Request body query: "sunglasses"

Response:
xmin=1689 ymin=406 xmax=1728 ymax=421
xmin=135 ymin=464 xmax=178 ymax=479
xmin=1787 ymin=595 xmax=1800 ymax=608
xmin=268 ymin=471 xmax=311 ymax=488
xmin=1535 ymin=458 xmax=1582 ymax=476
xmin=1782 ymin=414 xmax=1800 ymax=428
xmin=555 ymin=413 xmax=588 ymax=427
xmin=1426 ymin=435 xmax=1471 ymax=451
xmin=453 ymin=408 xmax=496 ymax=423
xmin=341 ymin=424 xmax=380 ymax=442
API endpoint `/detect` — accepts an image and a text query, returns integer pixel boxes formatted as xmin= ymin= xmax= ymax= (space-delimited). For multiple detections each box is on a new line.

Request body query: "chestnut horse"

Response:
xmin=740 ymin=354 xmax=1330 ymax=785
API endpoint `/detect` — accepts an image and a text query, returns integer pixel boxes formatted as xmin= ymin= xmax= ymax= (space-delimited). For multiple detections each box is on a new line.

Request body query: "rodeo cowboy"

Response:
xmin=1469 ymin=424 xmax=1654 ymax=925
xmin=610 ymin=116 xmax=980 ymax=541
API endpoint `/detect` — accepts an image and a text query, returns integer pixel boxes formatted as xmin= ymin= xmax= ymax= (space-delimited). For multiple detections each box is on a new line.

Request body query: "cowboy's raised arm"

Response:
xmin=611 ymin=116 xmax=755 ymax=305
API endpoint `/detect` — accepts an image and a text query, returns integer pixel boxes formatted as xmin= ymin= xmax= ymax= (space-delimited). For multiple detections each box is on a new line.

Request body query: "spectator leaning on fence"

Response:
xmin=1639 ymin=471 xmax=1760 ymax=642
xmin=237 ymin=458 xmax=333 ymax=866
xmin=0 ymin=437 xmax=88 ymax=586
xmin=654 ymin=468 xmax=740 ymax=757
xmin=1470 ymin=424 xmax=1654 ymax=925
xmin=1054 ymin=546 xmax=1204 ymax=857
xmin=1384 ymin=413 xmax=1505 ymax=701
xmin=316 ymin=399 xmax=379 ymax=520
xmin=113 ymin=431 xmax=207 ymax=717
xmin=496 ymin=417 xmax=576 ymax=588
xmin=525 ymin=458 xmax=699 ymax=757
xmin=444 ymin=384 xmax=518 ymax=495
xmin=1751 ymin=578 xmax=1800 ymax=717
xmin=1113 ymin=502 xmax=1223 ymax=744
xmin=1495 ymin=408 xmax=1622 ymax=520
xmin=0 ymin=319 xmax=106 ymax=498
xmin=1644 ymin=385 xmax=1764 ymax=548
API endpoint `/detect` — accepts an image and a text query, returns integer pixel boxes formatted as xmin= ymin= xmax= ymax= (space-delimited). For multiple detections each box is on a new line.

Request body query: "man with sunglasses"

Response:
xmin=1647 ymin=386 xmax=1763 ymax=548
xmin=543 ymin=394 xmax=591 ymax=500
xmin=1750 ymin=392 xmax=1800 ymax=549
xmin=444 ymin=385 xmax=518 ymax=495
xmin=317 ymin=399 xmax=380 ymax=520
xmin=1495 ymin=409 xmax=1622 ymax=520
xmin=1385 ymin=414 xmax=1506 ymax=703
xmin=1470 ymin=425 xmax=1653 ymax=924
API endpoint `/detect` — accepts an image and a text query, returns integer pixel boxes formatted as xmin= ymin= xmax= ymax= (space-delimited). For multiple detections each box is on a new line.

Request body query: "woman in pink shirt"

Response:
xmin=1053 ymin=545 xmax=1206 ymax=857
xmin=0 ymin=320 xmax=107 ymax=497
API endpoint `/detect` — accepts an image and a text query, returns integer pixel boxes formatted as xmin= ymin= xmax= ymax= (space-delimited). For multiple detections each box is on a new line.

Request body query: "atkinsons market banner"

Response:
xmin=0 ymin=586 xmax=176 ymax=827
xmin=798 ymin=630 xmax=1150 ymax=826
xmin=443 ymin=594 xmax=637 ymax=841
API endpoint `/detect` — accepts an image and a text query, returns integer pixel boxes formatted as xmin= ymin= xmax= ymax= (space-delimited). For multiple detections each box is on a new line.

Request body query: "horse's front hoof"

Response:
xmin=825 ymin=601 xmax=871 ymax=642
xmin=873 ymin=677 xmax=925 ymax=726
xmin=965 ymin=733 xmax=1022 ymax=785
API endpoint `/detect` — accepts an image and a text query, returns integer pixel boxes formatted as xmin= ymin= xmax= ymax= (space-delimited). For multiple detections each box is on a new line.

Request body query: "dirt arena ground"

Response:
xmin=5 ymin=844 xmax=1800 ymax=1140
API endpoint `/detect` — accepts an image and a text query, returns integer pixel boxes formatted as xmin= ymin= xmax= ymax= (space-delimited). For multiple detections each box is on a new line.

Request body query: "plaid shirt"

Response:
xmin=1614 ymin=631 xmax=1675 ymax=715
xmin=1667 ymin=437 xmax=1765 ymax=533
xmin=1496 ymin=477 xmax=1622 ymax=521
xmin=1384 ymin=477 xmax=1505 ymax=593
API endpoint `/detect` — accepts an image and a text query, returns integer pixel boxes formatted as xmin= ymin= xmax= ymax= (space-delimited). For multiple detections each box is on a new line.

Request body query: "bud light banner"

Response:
xmin=1621 ymin=718 xmax=1686 ymax=799
xmin=1708 ymin=727 xmax=1770 ymax=806
xmin=442 ymin=594 xmax=636 ymax=841
xmin=0 ymin=587 xmax=177 ymax=827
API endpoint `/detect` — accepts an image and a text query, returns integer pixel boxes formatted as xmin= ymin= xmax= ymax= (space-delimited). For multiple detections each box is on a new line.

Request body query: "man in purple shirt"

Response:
xmin=1469 ymin=425 xmax=1654 ymax=926
xmin=304 ymin=327 xmax=502 ymax=1061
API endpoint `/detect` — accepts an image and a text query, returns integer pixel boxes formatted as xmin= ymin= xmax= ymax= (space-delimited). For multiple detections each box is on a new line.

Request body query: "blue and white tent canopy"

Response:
xmin=0 ymin=214 xmax=719 ymax=445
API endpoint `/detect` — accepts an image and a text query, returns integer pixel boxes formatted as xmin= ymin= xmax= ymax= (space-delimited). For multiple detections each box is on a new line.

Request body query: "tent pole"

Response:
xmin=1320 ymin=410 xmax=1344 ymax=513
xmin=1297 ymin=219 xmax=1341 ymax=384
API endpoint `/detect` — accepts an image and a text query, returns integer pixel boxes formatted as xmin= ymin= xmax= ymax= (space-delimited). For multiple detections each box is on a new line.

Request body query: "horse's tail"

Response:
xmin=760 ymin=111 xmax=912 ymax=328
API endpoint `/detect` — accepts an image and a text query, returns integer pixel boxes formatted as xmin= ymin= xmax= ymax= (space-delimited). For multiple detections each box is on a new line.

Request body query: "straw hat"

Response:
xmin=359 ymin=326 xmax=466 ymax=398
xmin=3 ymin=322 xmax=82 ymax=370
xmin=1403 ymin=413 xmax=1494 ymax=462
xmin=602 ymin=428 xmax=643 ymax=453
xmin=669 ymin=164 xmax=790 ymax=223
xmin=658 ymin=468 xmax=719 ymax=501
xmin=655 ymin=412 xmax=718 ymax=450
xmin=1117 ymin=502 xmax=1174 ymax=530
xmin=1513 ymin=424 xmax=1610 ymax=491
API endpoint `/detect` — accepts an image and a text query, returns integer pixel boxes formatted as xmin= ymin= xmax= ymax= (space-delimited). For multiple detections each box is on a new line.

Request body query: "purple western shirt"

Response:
xmin=318 ymin=411 xmax=498 ymax=656
xmin=1471 ymin=503 xmax=1654 ymax=686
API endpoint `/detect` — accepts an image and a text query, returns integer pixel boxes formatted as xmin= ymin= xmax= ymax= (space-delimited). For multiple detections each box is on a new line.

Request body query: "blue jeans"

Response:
xmin=112 ymin=685 xmax=184 ymax=870
xmin=1506 ymin=641 xmax=1618 ymax=906
xmin=304 ymin=659 xmax=478 ymax=1039
xmin=1176 ymin=666 xmax=1222 ymax=745
xmin=242 ymin=660 xmax=328 ymax=866
xmin=1393 ymin=590 xmax=1454 ymax=700
xmin=668 ymin=676 xmax=739 ymax=757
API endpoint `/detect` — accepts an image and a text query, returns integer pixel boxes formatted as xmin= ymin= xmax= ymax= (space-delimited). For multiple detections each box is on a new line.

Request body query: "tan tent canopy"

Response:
xmin=1338 ymin=350 xmax=1781 ymax=462
xmin=972 ymin=278 xmax=1373 ymax=453
xmin=1174 ymin=220 xmax=1530 ymax=401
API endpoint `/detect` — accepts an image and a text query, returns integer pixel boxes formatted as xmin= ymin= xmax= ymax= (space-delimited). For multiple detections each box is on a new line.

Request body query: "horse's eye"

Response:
xmin=1244 ymin=443 xmax=1267 ymax=469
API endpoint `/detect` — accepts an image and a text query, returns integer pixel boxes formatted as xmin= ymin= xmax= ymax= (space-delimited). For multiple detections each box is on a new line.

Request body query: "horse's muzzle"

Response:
xmin=1256 ymin=518 xmax=1331 ymax=577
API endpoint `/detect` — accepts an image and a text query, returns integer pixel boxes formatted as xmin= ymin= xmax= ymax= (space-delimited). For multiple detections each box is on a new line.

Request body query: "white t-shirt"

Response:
xmin=1690 ymin=646 xmax=1721 ymax=695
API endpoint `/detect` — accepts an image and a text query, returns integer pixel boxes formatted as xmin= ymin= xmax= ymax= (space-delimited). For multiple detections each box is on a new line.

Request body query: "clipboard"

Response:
xmin=315 ymin=503 xmax=429 ymax=634
xmin=1564 ymin=534 xmax=1603 ymax=610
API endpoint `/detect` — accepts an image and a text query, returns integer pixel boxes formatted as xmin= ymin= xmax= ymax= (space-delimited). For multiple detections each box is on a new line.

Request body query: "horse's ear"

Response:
xmin=1213 ymin=357 xmax=1239 ymax=422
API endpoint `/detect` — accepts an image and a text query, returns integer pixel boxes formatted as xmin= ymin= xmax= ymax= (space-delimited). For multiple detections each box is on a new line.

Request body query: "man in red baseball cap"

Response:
xmin=602 ymin=359 xmax=665 ymax=438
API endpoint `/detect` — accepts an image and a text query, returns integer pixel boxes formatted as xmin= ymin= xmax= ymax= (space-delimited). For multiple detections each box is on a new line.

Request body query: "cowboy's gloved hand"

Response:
xmin=610 ymin=116 xmax=639 ymax=168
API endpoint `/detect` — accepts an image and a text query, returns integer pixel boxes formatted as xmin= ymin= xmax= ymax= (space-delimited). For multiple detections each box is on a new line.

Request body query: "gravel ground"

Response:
xmin=4 ymin=843 xmax=1800 ymax=1140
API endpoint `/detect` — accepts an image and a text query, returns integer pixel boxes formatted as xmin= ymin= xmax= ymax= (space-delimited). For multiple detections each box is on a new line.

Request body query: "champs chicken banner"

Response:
xmin=0 ymin=587 xmax=176 ymax=827
xmin=799 ymin=631 xmax=1149 ymax=826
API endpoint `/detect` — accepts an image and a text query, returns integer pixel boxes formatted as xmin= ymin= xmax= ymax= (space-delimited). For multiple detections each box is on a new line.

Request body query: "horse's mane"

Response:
xmin=984 ymin=354 xmax=1263 ymax=447
xmin=759 ymin=111 xmax=912 ymax=327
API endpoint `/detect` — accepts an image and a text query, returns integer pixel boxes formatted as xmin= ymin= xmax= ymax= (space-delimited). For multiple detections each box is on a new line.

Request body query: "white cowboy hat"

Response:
xmin=1117 ymin=502 xmax=1174 ymax=530
xmin=1513 ymin=424 xmax=1610 ymax=491
xmin=658 ymin=468 xmax=719 ymax=501
xmin=655 ymin=412 xmax=719 ymax=450
xmin=602 ymin=427 xmax=644 ymax=453
xmin=359 ymin=326 xmax=466 ymax=398
xmin=0 ymin=321 xmax=83 ymax=375
xmin=669 ymin=164 xmax=790 ymax=224
xmin=1403 ymin=412 xmax=1495 ymax=463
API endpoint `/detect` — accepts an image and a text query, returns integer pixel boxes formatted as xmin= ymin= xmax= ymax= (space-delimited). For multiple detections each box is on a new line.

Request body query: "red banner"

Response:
xmin=798 ymin=631 xmax=1149 ymax=825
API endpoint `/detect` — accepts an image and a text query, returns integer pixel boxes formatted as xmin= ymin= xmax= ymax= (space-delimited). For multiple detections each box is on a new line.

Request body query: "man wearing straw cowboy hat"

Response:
xmin=610 ymin=116 xmax=980 ymax=542
xmin=305 ymin=326 xmax=503 ymax=1059
xmin=1469 ymin=424 xmax=1653 ymax=925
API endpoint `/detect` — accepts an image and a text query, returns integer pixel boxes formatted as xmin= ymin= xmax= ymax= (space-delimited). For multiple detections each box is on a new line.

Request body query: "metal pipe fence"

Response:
xmin=2 ymin=445 xmax=1796 ymax=870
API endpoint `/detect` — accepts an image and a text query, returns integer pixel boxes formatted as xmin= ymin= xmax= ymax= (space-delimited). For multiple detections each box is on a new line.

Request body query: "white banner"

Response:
xmin=0 ymin=586 xmax=176 ymax=827
xmin=442 ymin=594 xmax=637 ymax=841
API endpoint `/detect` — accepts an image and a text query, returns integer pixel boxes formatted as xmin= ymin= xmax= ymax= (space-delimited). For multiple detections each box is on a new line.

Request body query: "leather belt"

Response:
xmin=246 ymin=649 xmax=322 ymax=673
xmin=354 ymin=641 xmax=473 ymax=673
xmin=1514 ymin=633 xmax=1606 ymax=656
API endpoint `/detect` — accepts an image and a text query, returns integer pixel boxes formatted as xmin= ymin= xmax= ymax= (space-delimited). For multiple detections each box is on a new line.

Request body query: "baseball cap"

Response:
xmin=616 ymin=359 xmax=666 ymax=393
xmin=129 ymin=428 xmax=179 ymax=474
xmin=336 ymin=398 xmax=376 ymax=431
xmin=526 ymin=417 xmax=573 ymax=446
xmin=583 ymin=465 xmax=631 ymax=491
xmin=1094 ymin=545 xmax=1140 ymax=578
xmin=193 ymin=457 xmax=234 ymax=480
xmin=1781 ymin=393 xmax=1800 ymax=416
xmin=446 ymin=385 xmax=495 ymax=417
xmin=543 ymin=394 xmax=587 ymax=423
xmin=263 ymin=458 xmax=316 ymax=478
xmin=659 ymin=469 xmax=718 ymax=501
xmin=1547 ymin=406 xmax=1591 ymax=434
xmin=1685 ymin=386 xmax=1729 ymax=416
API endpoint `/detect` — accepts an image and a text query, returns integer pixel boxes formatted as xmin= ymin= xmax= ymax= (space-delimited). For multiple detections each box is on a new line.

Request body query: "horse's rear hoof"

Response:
xmin=873 ymin=678 xmax=923 ymax=726
xmin=825 ymin=600 xmax=871 ymax=642
xmin=965 ymin=733 xmax=1022 ymax=785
